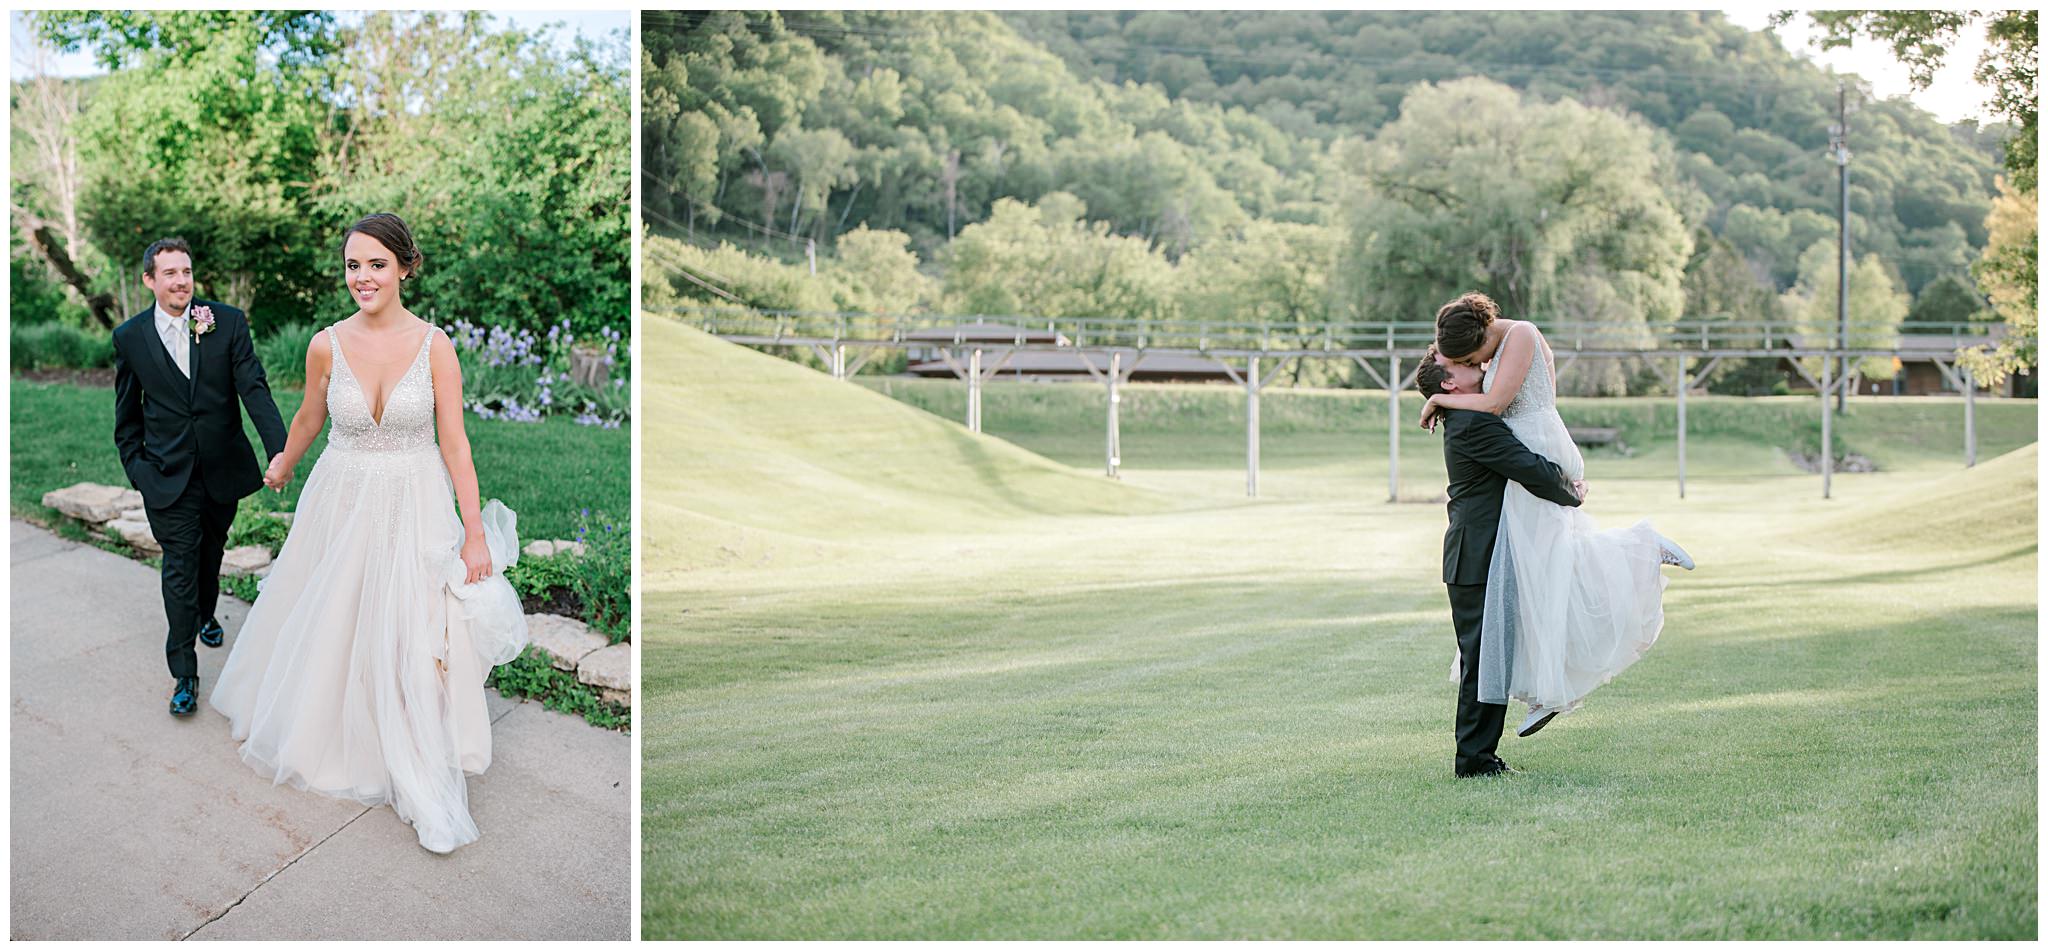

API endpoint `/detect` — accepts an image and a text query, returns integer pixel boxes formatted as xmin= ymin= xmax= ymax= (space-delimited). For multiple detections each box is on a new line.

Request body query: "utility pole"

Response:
xmin=1830 ymin=82 xmax=1852 ymax=413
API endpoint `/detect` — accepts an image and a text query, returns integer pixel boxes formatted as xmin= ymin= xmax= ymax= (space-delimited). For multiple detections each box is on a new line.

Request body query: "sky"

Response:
xmin=10 ymin=9 xmax=2003 ymax=126
xmin=1723 ymin=9 xmax=1997 ymax=125
xmin=10 ymin=10 xmax=630 ymax=81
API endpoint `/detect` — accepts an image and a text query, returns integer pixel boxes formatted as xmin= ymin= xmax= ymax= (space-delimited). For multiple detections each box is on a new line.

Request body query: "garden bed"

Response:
xmin=14 ymin=375 xmax=633 ymax=730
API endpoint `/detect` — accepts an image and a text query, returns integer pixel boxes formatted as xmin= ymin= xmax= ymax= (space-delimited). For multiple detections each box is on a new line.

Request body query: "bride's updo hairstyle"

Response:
xmin=1434 ymin=292 xmax=1500 ymax=360
xmin=342 ymin=212 xmax=424 ymax=281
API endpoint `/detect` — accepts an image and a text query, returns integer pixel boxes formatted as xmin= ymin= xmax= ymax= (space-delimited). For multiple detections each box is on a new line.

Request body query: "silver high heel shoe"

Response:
xmin=1655 ymin=533 xmax=1694 ymax=570
xmin=1518 ymin=706 xmax=1558 ymax=737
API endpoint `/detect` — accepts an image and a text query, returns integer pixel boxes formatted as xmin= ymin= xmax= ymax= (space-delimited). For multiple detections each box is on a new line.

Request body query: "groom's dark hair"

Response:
xmin=1416 ymin=344 xmax=1449 ymax=398
xmin=142 ymin=237 xmax=192 ymax=276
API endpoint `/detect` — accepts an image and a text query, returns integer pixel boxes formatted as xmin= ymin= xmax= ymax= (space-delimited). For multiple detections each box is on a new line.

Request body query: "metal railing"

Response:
xmin=662 ymin=304 xmax=1995 ymax=359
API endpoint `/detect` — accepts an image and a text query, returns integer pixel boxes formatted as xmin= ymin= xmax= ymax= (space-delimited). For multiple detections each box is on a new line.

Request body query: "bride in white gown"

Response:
xmin=210 ymin=213 xmax=527 ymax=853
xmin=1420 ymin=293 xmax=1692 ymax=736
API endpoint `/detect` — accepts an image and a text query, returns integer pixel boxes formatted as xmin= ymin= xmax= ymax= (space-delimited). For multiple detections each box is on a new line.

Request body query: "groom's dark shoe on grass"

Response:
xmin=1457 ymin=756 xmax=1520 ymax=778
xmin=198 ymin=617 xmax=225 ymax=649
xmin=169 ymin=676 xmax=199 ymax=717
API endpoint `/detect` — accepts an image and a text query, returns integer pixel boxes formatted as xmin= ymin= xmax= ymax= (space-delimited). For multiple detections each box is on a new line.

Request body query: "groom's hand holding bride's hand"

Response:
xmin=264 ymin=454 xmax=292 ymax=491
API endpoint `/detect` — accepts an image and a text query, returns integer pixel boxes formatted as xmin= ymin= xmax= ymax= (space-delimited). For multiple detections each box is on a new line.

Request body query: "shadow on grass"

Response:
xmin=1674 ymin=543 xmax=2039 ymax=593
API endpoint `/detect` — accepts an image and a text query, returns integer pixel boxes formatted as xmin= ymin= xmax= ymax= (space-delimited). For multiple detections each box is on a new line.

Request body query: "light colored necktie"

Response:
xmin=161 ymin=317 xmax=190 ymax=377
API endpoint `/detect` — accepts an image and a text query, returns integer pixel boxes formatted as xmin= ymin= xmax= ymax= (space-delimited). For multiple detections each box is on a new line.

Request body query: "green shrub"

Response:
xmin=256 ymin=322 xmax=322 ymax=387
xmin=487 ymin=646 xmax=630 ymax=730
xmin=226 ymin=494 xmax=293 ymax=553
xmin=567 ymin=508 xmax=630 ymax=643
xmin=221 ymin=573 xmax=262 ymax=602
xmin=506 ymin=550 xmax=578 ymax=600
xmin=11 ymin=323 xmax=114 ymax=370
xmin=9 ymin=252 xmax=90 ymax=327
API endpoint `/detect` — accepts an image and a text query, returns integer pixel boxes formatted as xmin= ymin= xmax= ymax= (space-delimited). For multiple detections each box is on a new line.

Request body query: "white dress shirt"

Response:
xmin=155 ymin=303 xmax=191 ymax=378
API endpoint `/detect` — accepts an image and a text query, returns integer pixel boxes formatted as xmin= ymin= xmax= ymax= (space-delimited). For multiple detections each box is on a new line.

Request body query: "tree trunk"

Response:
xmin=19 ymin=221 xmax=119 ymax=329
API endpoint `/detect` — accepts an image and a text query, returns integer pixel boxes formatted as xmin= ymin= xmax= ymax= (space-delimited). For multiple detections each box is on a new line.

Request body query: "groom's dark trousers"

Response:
xmin=112 ymin=301 xmax=286 ymax=679
xmin=1438 ymin=409 xmax=1581 ymax=775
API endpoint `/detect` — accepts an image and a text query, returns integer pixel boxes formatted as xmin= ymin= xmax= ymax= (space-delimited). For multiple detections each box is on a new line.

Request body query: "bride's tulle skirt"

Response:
xmin=1476 ymin=414 xmax=1667 ymax=713
xmin=209 ymin=443 xmax=516 ymax=854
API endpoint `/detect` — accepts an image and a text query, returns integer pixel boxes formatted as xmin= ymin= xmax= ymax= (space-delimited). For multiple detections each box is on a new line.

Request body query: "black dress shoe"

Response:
xmin=198 ymin=617 xmax=225 ymax=649
xmin=169 ymin=676 xmax=199 ymax=717
xmin=1456 ymin=757 xmax=1521 ymax=779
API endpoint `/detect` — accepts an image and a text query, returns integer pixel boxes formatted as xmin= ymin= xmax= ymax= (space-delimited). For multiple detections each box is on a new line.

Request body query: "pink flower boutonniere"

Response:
xmin=191 ymin=305 xmax=216 ymax=339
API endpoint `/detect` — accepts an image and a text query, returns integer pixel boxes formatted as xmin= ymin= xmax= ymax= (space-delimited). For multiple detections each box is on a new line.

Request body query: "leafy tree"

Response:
xmin=1796 ymin=10 xmax=2035 ymax=191
xmin=644 ymin=234 xmax=835 ymax=314
xmin=1683 ymin=231 xmax=1788 ymax=394
xmin=942 ymin=194 xmax=1176 ymax=321
xmin=1906 ymin=272 xmax=1991 ymax=327
xmin=22 ymin=10 xmax=629 ymax=337
xmin=828 ymin=226 xmax=933 ymax=315
xmin=1959 ymin=176 xmax=2037 ymax=385
xmin=35 ymin=10 xmax=337 ymax=325
xmin=316 ymin=14 xmax=631 ymax=336
xmin=1782 ymin=238 xmax=1911 ymax=381
xmin=1334 ymin=78 xmax=1694 ymax=390
xmin=1008 ymin=10 xmax=2001 ymax=295
xmin=1175 ymin=219 xmax=1335 ymax=382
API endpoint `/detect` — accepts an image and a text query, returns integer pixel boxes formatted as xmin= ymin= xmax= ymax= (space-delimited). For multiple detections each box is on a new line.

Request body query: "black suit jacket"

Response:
xmin=112 ymin=301 xmax=288 ymax=508
xmin=1440 ymin=409 xmax=1581 ymax=585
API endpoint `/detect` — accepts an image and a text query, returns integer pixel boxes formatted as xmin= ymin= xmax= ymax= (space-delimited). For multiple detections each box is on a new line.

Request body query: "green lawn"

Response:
xmin=643 ymin=320 xmax=2036 ymax=939
xmin=9 ymin=377 xmax=628 ymax=542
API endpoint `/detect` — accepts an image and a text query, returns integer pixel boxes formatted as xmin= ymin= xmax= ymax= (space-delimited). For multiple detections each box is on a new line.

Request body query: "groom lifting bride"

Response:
xmin=111 ymin=237 xmax=287 ymax=718
xmin=1416 ymin=292 xmax=1695 ymax=778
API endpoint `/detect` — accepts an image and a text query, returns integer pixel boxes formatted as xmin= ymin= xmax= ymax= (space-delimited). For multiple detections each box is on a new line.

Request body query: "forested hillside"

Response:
xmin=643 ymin=10 xmax=2020 ymax=393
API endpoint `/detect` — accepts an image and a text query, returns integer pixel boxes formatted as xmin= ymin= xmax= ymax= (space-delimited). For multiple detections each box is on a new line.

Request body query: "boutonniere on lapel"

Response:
xmin=190 ymin=305 xmax=217 ymax=340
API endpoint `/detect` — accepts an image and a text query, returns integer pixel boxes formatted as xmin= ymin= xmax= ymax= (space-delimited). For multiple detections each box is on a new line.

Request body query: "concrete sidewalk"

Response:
xmin=9 ymin=521 xmax=631 ymax=940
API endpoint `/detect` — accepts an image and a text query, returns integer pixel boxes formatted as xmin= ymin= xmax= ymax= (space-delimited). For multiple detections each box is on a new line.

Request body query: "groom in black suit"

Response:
xmin=1417 ymin=346 xmax=1583 ymax=777
xmin=111 ymin=238 xmax=288 ymax=717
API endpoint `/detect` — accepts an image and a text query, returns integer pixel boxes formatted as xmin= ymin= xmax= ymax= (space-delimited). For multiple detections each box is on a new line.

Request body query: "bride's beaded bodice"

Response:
xmin=327 ymin=326 xmax=439 ymax=453
xmin=1483 ymin=322 xmax=1555 ymax=422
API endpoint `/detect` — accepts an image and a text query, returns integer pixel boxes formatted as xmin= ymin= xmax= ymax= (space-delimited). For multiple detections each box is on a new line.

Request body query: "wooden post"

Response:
xmin=1821 ymin=359 xmax=1833 ymax=499
xmin=1676 ymin=354 xmax=1687 ymax=500
xmin=1388 ymin=355 xmax=1401 ymax=503
xmin=1246 ymin=355 xmax=1261 ymax=498
xmin=1106 ymin=352 xmax=1122 ymax=479
xmin=832 ymin=343 xmax=846 ymax=380
xmin=570 ymin=345 xmax=608 ymax=388
xmin=1965 ymin=366 xmax=1977 ymax=467
xmin=968 ymin=348 xmax=982 ymax=433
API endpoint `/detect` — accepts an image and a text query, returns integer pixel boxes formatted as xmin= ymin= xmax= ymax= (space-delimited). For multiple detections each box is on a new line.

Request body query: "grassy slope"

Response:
xmin=640 ymin=318 xmax=1165 ymax=580
xmin=643 ymin=341 xmax=2036 ymax=938
xmin=9 ymin=378 xmax=628 ymax=541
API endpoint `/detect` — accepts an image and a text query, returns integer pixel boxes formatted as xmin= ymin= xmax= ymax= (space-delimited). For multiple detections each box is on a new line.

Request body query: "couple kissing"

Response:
xmin=1417 ymin=292 xmax=1694 ymax=778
